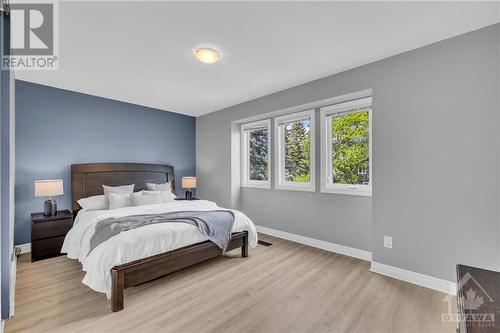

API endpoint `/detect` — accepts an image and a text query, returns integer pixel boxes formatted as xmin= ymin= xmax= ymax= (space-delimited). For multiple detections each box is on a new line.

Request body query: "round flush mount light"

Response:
xmin=194 ymin=47 xmax=221 ymax=64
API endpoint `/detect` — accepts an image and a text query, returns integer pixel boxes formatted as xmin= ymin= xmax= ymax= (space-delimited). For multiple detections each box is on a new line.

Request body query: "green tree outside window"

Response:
xmin=331 ymin=110 xmax=369 ymax=185
xmin=284 ymin=120 xmax=311 ymax=182
xmin=248 ymin=128 xmax=269 ymax=181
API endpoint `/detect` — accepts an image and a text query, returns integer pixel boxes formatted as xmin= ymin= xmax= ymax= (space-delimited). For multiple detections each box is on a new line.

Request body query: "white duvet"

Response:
xmin=61 ymin=200 xmax=258 ymax=298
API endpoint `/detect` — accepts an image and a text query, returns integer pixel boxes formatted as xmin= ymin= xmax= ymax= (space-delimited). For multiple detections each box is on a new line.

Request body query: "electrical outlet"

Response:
xmin=384 ymin=236 xmax=393 ymax=249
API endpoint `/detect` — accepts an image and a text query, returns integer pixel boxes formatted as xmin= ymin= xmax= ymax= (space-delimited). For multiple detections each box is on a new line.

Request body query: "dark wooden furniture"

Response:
xmin=72 ymin=163 xmax=176 ymax=218
xmin=71 ymin=163 xmax=249 ymax=312
xmin=31 ymin=210 xmax=73 ymax=262
xmin=457 ymin=264 xmax=500 ymax=332
xmin=174 ymin=197 xmax=200 ymax=201
xmin=111 ymin=231 xmax=248 ymax=312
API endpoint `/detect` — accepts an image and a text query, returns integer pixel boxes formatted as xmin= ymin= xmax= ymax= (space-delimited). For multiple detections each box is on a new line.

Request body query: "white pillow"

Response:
xmin=103 ymin=184 xmax=135 ymax=208
xmin=147 ymin=182 xmax=171 ymax=191
xmin=77 ymin=195 xmax=107 ymax=210
xmin=131 ymin=191 xmax=163 ymax=206
xmin=143 ymin=190 xmax=177 ymax=202
xmin=108 ymin=193 xmax=132 ymax=210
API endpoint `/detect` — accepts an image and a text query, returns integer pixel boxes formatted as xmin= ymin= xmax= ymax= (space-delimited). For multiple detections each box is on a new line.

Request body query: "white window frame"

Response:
xmin=274 ymin=109 xmax=315 ymax=192
xmin=241 ymin=119 xmax=271 ymax=189
xmin=320 ymin=97 xmax=372 ymax=196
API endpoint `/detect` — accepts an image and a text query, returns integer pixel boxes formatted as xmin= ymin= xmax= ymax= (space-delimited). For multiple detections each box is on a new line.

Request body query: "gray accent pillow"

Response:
xmin=143 ymin=190 xmax=176 ymax=202
xmin=108 ymin=193 xmax=132 ymax=210
xmin=131 ymin=191 xmax=163 ymax=206
xmin=103 ymin=184 xmax=135 ymax=208
xmin=147 ymin=182 xmax=171 ymax=191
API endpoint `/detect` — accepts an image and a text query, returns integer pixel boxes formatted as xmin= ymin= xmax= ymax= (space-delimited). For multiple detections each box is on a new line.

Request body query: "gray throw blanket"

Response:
xmin=89 ymin=210 xmax=235 ymax=255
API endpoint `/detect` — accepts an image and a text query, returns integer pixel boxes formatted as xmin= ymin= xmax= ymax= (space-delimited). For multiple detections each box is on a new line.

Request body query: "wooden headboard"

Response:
xmin=71 ymin=163 xmax=175 ymax=215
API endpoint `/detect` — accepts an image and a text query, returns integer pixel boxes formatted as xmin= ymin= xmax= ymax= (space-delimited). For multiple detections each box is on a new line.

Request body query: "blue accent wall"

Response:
xmin=1 ymin=11 xmax=12 ymax=319
xmin=15 ymin=80 xmax=196 ymax=245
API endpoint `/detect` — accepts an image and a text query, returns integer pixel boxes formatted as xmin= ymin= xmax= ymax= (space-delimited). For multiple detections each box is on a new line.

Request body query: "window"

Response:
xmin=320 ymin=97 xmax=372 ymax=196
xmin=241 ymin=119 xmax=271 ymax=188
xmin=274 ymin=110 xmax=315 ymax=191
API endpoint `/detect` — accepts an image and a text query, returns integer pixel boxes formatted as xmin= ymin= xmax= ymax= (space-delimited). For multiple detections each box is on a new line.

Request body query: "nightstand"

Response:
xmin=31 ymin=210 xmax=73 ymax=262
xmin=174 ymin=198 xmax=200 ymax=201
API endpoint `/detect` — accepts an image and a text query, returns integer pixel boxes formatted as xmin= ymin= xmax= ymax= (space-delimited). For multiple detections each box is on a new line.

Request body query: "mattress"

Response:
xmin=61 ymin=199 xmax=258 ymax=298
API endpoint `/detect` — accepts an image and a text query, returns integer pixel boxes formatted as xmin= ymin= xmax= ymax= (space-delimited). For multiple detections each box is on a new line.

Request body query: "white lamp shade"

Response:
xmin=34 ymin=179 xmax=64 ymax=197
xmin=181 ymin=177 xmax=197 ymax=189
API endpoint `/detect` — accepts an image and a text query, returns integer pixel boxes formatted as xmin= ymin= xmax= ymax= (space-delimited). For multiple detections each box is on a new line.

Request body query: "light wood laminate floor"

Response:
xmin=6 ymin=235 xmax=456 ymax=333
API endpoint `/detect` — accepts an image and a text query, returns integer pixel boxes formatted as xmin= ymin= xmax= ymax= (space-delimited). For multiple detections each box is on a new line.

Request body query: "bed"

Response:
xmin=62 ymin=163 xmax=258 ymax=312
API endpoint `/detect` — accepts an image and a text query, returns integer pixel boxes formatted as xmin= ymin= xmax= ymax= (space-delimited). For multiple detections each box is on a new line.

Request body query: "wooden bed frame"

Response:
xmin=71 ymin=163 xmax=249 ymax=312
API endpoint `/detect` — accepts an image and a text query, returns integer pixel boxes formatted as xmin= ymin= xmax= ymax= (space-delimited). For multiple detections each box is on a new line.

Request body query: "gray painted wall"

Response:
xmin=197 ymin=24 xmax=500 ymax=281
xmin=15 ymin=81 xmax=196 ymax=245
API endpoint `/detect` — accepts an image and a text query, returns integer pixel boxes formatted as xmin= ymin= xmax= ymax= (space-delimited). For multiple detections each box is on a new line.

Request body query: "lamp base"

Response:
xmin=185 ymin=189 xmax=192 ymax=200
xmin=44 ymin=199 xmax=57 ymax=216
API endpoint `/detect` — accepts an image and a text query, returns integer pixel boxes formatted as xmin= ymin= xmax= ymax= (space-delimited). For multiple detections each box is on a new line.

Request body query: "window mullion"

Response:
xmin=327 ymin=115 xmax=333 ymax=185
xmin=280 ymin=124 xmax=285 ymax=185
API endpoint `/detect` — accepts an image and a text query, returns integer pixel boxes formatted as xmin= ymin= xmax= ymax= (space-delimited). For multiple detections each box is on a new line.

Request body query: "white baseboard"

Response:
xmin=10 ymin=253 xmax=16 ymax=317
xmin=15 ymin=243 xmax=31 ymax=254
xmin=16 ymin=232 xmax=455 ymax=295
xmin=256 ymin=225 xmax=372 ymax=262
xmin=256 ymin=226 xmax=456 ymax=295
xmin=370 ymin=261 xmax=457 ymax=295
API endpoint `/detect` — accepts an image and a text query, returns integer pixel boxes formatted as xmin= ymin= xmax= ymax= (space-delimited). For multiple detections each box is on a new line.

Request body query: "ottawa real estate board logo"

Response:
xmin=2 ymin=0 xmax=59 ymax=70
xmin=442 ymin=272 xmax=495 ymax=329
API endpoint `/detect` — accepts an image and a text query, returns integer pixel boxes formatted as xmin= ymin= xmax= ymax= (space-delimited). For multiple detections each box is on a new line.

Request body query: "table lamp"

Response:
xmin=34 ymin=179 xmax=64 ymax=216
xmin=181 ymin=177 xmax=196 ymax=200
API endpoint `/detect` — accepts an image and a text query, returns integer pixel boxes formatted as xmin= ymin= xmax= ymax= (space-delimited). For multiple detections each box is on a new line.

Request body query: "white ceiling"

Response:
xmin=16 ymin=1 xmax=500 ymax=117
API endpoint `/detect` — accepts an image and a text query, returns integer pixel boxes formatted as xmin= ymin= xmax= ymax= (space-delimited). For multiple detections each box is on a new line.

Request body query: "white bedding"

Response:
xmin=61 ymin=200 xmax=258 ymax=298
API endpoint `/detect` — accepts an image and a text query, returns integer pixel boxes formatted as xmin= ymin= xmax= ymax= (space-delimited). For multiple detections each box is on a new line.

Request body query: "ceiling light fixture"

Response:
xmin=194 ymin=47 xmax=221 ymax=64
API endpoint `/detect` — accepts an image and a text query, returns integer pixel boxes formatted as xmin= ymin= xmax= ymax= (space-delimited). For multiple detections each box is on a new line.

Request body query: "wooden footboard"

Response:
xmin=110 ymin=231 xmax=249 ymax=312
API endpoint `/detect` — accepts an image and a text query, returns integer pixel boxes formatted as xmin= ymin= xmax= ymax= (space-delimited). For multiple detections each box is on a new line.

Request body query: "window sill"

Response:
xmin=242 ymin=182 xmax=271 ymax=189
xmin=320 ymin=186 xmax=372 ymax=197
xmin=275 ymin=183 xmax=315 ymax=192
